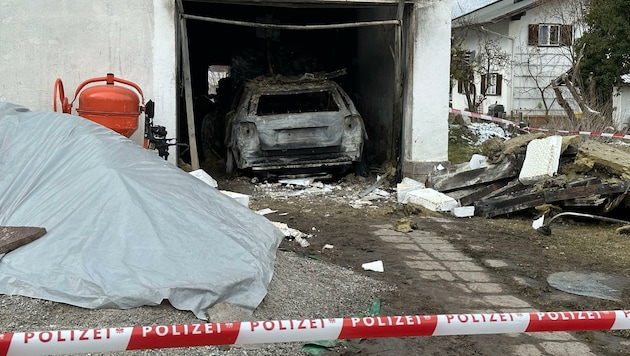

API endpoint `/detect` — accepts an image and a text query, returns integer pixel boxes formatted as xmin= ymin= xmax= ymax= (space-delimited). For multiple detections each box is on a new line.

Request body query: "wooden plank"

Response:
xmin=180 ymin=15 xmax=200 ymax=170
xmin=0 ymin=226 xmax=46 ymax=254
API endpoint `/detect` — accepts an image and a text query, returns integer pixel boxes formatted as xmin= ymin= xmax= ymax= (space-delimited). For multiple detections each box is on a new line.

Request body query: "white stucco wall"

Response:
xmin=0 ymin=0 xmax=176 ymax=160
xmin=403 ymin=0 xmax=451 ymax=171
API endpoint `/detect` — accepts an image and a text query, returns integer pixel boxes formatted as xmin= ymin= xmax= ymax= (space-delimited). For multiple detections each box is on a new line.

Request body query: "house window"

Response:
xmin=481 ymin=73 xmax=502 ymax=96
xmin=528 ymin=24 xmax=573 ymax=47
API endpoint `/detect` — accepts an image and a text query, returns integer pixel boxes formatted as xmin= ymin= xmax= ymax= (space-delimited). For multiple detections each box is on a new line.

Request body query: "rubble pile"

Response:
xmin=425 ymin=134 xmax=630 ymax=219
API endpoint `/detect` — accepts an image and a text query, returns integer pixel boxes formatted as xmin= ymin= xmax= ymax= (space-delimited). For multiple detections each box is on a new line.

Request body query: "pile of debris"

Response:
xmin=406 ymin=133 xmax=630 ymax=221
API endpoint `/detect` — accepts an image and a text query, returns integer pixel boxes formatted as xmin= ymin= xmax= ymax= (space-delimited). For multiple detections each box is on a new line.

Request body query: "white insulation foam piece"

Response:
xmin=452 ymin=206 xmax=475 ymax=218
xmin=519 ymin=135 xmax=563 ymax=185
xmin=397 ymin=177 xmax=426 ymax=203
xmin=406 ymin=188 xmax=459 ymax=212
xmin=220 ymin=190 xmax=250 ymax=208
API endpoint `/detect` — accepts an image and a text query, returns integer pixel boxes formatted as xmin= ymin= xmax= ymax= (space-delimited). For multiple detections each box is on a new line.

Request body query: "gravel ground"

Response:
xmin=0 ymin=250 xmax=394 ymax=355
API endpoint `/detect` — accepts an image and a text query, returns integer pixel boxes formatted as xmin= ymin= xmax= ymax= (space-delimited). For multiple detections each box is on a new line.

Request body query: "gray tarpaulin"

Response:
xmin=0 ymin=102 xmax=283 ymax=319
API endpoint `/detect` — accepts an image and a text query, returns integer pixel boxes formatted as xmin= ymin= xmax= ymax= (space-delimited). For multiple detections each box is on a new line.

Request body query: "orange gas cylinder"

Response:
xmin=54 ymin=73 xmax=145 ymax=138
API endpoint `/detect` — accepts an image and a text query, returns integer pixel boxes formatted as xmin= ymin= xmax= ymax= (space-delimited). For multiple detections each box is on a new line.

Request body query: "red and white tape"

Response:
xmin=2 ymin=310 xmax=630 ymax=355
xmin=449 ymin=107 xmax=630 ymax=140
xmin=449 ymin=108 xmax=518 ymax=127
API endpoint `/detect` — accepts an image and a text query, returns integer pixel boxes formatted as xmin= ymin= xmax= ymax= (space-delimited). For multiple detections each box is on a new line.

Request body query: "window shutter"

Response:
xmin=481 ymin=74 xmax=487 ymax=95
xmin=528 ymin=24 xmax=539 ymax=46
xmin=458 ymin=80 xmax=463 ymax=94
xmin=560 ymin=25 xmax=573 ymax=46
xmin=496 ymin=74 xmax=503 ymax=96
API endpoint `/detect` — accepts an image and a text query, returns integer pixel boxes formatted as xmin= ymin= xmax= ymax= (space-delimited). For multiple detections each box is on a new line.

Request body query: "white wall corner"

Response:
xmin=152 ymin=0 xmax=178 ymax=165
xmin=405 ymin=0 xmax=451 ymax=165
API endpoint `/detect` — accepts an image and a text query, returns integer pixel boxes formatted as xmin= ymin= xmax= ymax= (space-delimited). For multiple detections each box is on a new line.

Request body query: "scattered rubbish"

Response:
xmin=273 ymin=222 xmax=312 ymax=247
xmin=394 ymin=218 xmax=416 ymax=233
xmin=535 ymin=212 xmax=630 ymax=235
xmin=361 ymin=260 xmax=384 ymax=272
xmin=349 ymin=199 xmax=374 ymax=209
xmin=0 ymin=226 xmax=47 ymax=254
xmin=358 ymin=172 xmax=390 ymax=198
xmin=279 ymin=178 xmax=314 ymax=187
xmin=322 ymin=244 xmax=334 ymax=250
xmin=468 ymin=154 xmax=489 ymax=170
xmin=255 ymin=208 xmax=278 ymax=216
xmin=279 ymin=212 xmax=289 ymax=216
xmin=532 ymin=216 xmax=545 ymax=230
xmin=189 ymin=169 xmax=218 ymax=188
xmin=616 ymin=225 xmax=630 ymax=234
xmin=547 ymin=271 xmax=628 ymax=301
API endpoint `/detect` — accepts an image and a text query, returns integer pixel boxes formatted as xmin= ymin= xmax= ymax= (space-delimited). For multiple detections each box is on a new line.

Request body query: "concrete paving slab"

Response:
xmin=453 ymin=271 xmax=494 ymax=282
xmin=373 ymin=228 xmax=406 ymax=236
xmin=512 ymin=344 xmax=544 ymax=355
xmin=539 ymin=341 xmax=596 ymax=355
xmin=405 ymin=252 xmax=435 ymax=261
xmin=416 ymin=270 xmax=456 ymax=281
xmin=484 ymin=259 xmax=511 ymax=268
xmin=394 ymin=243 xmax=422 ymax=251
xmin=378 ymin=234 xmax=413 ymax=243
xmin=483 ymin=295 xmax=532 ymax=308
xmin=529 ymin=331 xmax=576 ymax=341
xmin=431 ymin=251 xmax=473 ymax=261
xmin=409 ymin=235 xmax=449 ymax=245
xmin=443 ymin=261 xmax=485 ymax=271
xmin=415 ymin=242 xmax=458 ymax=251
xmin=467 ymin=283 xmax=505 ymax=294
xmin=405 ymin=260 xmax=446 ymax=270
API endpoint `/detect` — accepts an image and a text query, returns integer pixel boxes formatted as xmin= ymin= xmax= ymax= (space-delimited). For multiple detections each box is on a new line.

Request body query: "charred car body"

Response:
xmin=222 ymin=74 xmax=367 ymax=175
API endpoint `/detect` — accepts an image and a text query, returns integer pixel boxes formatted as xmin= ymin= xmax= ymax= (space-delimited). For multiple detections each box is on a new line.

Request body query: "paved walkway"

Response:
xmin=371 ymin=216 xmax=596 ymax=356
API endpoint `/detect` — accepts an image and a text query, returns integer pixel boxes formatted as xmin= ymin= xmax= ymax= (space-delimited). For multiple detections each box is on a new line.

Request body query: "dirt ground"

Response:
xmin=208 ymin=157 xmax=630 ymax=355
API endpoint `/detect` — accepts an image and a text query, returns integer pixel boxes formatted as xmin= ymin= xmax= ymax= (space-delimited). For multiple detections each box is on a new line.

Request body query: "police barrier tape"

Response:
xmin=2 ymin=310 xmax=630 ymax=355
xmin=449 ymin=107 xmax=630 ymax=141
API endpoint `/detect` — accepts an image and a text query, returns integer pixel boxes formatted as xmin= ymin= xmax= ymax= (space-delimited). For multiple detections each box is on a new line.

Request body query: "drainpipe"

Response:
xmin=480 ymin=26 xmax=515 ymax=116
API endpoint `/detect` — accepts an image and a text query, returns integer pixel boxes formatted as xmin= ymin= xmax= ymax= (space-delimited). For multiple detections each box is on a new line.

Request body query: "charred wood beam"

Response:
xmin=475 ymin=180 xmax=630 ymax=218
xmin=182 ymin=14 xmax=400 ymax=30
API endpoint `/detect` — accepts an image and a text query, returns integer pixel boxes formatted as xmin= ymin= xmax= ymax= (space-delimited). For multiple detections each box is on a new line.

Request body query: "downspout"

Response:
xmin=480 ymin=26 xmax=514 ymax=115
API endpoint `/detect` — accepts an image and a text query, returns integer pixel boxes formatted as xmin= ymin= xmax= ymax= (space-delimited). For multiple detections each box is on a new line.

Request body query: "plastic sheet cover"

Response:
xmin=0 ymin=102 xmax=284 ymax=319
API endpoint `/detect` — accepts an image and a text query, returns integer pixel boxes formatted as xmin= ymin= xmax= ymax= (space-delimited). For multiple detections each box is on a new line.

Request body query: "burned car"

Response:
xmin=223 ymin=75 xmax=367 ymax=175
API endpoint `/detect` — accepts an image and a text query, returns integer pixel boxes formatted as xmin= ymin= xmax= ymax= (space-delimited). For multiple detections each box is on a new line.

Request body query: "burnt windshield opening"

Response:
xmin=256 ymin=91 xmax=339 ymax=116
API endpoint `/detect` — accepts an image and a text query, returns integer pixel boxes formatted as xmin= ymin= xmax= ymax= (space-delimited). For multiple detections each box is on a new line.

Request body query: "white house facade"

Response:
xmin=451 ymin=0 xmax=586 ymax=121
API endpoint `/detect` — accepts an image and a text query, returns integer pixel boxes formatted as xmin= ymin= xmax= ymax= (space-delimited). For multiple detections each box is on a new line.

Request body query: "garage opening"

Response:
xmin=178 ymin=1 xmax=405 ymax=178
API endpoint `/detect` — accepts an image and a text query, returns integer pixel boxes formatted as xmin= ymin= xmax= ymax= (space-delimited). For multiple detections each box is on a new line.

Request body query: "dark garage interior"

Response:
xmin=177 ymin=1 xmax=404 ymax=176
